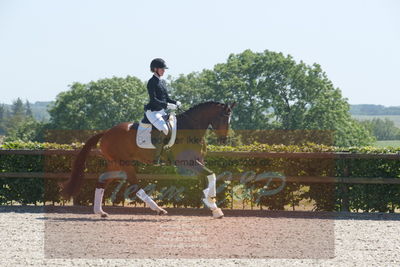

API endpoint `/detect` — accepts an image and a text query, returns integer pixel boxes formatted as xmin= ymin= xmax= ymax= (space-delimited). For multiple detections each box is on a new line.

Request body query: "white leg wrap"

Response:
xmin=202 ymin=189 xmax=224 ymax=218
xmin=202 ymin=174 xmax=223 ymax=218
xmin=203 ymin=188 xmax=218 ymax=210
xmin=212 ymin=208 xmax=224 ymax=218
xmin=136 ymin=189 xmax=161 ymax=211
xmin=206 ymin=173 xmax=216 ymax=197
xmin=94 ymin=188 xmax=108 ymax=217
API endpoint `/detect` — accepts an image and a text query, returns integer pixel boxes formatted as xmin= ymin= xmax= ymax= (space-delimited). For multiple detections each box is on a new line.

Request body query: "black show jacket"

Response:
xmin=144 ymin=75 xmax=177 ymax=111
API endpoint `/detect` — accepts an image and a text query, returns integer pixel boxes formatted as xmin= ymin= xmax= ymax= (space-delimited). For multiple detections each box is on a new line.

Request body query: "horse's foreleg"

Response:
xmin=204 ymin=173 xmax=216 ymax=199
xmin=196 ymin=160 xmax=224 ymax=219
xmin=136 ymin=189 xmax=168 ymax=215
xmin=203 ymin=175 xmax=224 ymax=219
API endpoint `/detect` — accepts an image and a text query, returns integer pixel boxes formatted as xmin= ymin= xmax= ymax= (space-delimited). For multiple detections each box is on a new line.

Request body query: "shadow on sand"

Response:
xmin=2 ymin=205 xmax=400 ymax=221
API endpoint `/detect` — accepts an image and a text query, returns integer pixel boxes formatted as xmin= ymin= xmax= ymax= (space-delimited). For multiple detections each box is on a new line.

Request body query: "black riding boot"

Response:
xmin=152 ymin=130 xmax=165 ymax=166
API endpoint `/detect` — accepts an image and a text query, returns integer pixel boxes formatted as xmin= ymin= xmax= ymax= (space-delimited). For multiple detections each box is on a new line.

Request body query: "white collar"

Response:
xmin=153 ymin=73 xmax=161 ymax=79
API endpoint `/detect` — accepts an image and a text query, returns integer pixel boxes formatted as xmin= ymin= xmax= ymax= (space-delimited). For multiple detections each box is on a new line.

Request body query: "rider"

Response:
xmin=144 ymin=58 xmax=181 ymax=165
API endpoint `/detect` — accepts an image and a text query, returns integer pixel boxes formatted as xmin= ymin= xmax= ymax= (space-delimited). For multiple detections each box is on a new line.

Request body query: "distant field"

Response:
xmin=352 ymin=115 xmax=400 ymax=127
xmin=373 ymin=140 xmax=400 ymax=148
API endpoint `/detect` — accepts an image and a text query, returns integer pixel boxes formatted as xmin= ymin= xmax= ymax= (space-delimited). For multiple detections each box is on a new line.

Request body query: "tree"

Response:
xmin=0 ymin=105 xmax=4 ymax=121
xmin=1 ymin=100 xmax=47 ymax=141
xmin=4 ymin=119 xmax=46 ymax=142
xmin=170 ymin=49 xmax=374 ymax=146
xmin=48 ymin=76 xmax=147 ymax=130
xmin=350 ymin=104 xmax=400 ymax=115
xmin=358 ymin=118 xmax=400 ymax=140
xmin=25 ymin=100 xmax=33 ymax=117
xmin=11 ymin=98 xmax=25 ymax=117
xmin=0 ymin=104 xmax=5 ymax=135
xmin=3 ymin=98 xmax=30 ymax=136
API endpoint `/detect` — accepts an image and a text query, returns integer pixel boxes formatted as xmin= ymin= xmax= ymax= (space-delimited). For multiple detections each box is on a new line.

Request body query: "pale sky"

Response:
xmin=0 ymin=0 xmax=399 ymax=106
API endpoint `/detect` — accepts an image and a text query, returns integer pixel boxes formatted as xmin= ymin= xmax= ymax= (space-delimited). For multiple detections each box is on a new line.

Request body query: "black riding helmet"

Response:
xmin=150 ymin=58 xmax=168 ymax=72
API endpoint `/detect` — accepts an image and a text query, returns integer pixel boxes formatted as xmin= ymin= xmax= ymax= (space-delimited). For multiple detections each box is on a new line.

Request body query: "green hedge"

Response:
xmin=1 ymin=141 xmax=400 ymax=212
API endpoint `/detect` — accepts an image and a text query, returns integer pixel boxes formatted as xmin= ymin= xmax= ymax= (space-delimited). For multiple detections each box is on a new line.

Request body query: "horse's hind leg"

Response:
xmin=116 ymin=164 xmax=168 ymax=216
xmin=94 ymin=178 xmax=111 ymax=218
xmin=122 ymin=165 xmax=167 ymax=215
xmin=136 ymin=187 xmax=168 ymax=215
xmin=127 ymin=165 xmax=167 ymax=215
xmin=93 ymin=161 xmax=127 ymax=217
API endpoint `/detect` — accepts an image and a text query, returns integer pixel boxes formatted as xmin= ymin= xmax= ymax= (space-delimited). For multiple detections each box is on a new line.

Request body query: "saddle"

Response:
xmin=134 ymin=112 xmax=177 ymax=149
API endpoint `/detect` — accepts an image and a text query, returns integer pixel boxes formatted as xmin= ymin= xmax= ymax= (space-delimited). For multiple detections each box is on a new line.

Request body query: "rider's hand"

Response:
xmin=167 ymin=103 xmax=177 ymax=110
xmin=176 ymin=101 xmax=181 ymax=108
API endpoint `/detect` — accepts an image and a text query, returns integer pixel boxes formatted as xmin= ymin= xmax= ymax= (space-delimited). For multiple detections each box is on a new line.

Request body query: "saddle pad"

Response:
xmin=135 ymin=114 xmax=177 ymax=149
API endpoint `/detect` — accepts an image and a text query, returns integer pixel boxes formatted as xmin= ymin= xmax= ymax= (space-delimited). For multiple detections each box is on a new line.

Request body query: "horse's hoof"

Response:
xmin=157 ymin=209 xmax=168 ymax=215
xmin=95 ymin=209 xmax=108 ymax=218
xmin=212 ymin=208 xmax=224 ymax=219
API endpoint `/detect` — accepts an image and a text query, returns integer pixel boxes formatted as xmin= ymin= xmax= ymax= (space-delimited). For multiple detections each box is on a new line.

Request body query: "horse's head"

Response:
xmin=177 ymin=101 xmax=237 ymax=144
xmin=209 ymin=102 xmax=237 ymax=144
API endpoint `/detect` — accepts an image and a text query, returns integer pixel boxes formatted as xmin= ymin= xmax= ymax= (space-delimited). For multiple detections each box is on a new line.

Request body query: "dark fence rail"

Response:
xmin=1 ymin=149 xmax=400 ymax=159
xmin=1 ymin=172 xmax=400 ymax=184
xmin=0 ymin=149 xmax=399 ymax=184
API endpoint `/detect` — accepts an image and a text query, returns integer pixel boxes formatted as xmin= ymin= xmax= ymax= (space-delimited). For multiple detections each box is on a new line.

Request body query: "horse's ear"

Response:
xmin=230 ymin=102 xmax=237 ymax=109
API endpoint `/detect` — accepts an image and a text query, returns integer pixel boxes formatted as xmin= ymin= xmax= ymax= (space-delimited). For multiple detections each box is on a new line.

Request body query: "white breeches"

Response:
xmin=145 ymin=109 xmax=168 ymax=135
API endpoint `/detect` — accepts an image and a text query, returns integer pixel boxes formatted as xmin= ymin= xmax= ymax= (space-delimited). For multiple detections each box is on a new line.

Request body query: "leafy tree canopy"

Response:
xmin=48 ymin=76 xmax=147 ymax=130
xmin=170 ymin=49 xmax=374 ymax=146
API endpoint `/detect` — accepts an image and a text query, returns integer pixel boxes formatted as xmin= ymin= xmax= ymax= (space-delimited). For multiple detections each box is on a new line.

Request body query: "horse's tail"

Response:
xmin=61 ymin=132 xmax=104 ymax=199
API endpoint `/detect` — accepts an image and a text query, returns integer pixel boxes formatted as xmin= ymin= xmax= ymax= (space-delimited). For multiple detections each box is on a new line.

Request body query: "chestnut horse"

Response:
xmin=61 ymin=101 xmax=236 ymax=218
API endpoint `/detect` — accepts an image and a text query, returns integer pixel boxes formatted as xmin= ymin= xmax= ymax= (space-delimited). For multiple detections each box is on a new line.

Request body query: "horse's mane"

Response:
xmin=182 ymin=101 xmax=225 ymax=115
xmin=174 ymin=101 xmax=228 ymax=129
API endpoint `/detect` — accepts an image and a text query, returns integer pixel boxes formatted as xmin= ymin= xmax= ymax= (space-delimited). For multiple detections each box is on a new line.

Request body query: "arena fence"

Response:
xmin=1 ymin=149 xmax=400 ymax=212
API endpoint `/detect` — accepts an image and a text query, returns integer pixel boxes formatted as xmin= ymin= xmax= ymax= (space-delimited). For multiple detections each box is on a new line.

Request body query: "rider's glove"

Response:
xmin=167 ymin=103 xmax=177 ymax=110
xmin=176 ymin=101 xmax=182 ymax=108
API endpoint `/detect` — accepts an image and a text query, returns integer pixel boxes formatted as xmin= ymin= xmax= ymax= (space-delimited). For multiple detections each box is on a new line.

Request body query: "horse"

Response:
xmin=61 ymin=101 xmax=236 ymax=218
